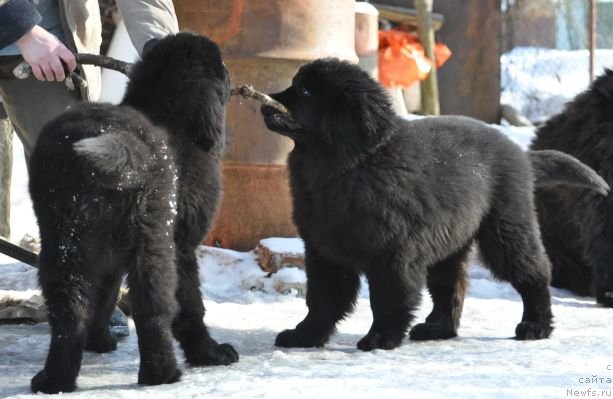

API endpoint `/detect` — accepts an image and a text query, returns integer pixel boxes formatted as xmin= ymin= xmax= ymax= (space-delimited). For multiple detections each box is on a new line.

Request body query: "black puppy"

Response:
xmin=261 ymin=58 xmax=609 ymax=351
xmin=531 ymin=69 xmax=613 ymax=307
xmin=28 ymin=33 xmax=238 ymax=394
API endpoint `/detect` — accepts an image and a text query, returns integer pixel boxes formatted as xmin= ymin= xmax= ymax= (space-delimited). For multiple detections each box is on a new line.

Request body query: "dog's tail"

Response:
xmin=73 ymin=134 xmax=152 ymax=190
xmin=529 ymin=150 xmax=610 ymax=195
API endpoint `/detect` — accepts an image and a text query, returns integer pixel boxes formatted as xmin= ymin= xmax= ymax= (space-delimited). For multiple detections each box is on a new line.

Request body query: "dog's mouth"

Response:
xmin=260 ymin=104 xmax=304 ymax=140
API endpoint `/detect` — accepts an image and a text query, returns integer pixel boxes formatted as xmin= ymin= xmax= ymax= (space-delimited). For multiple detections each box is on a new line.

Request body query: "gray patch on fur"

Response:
xmin=73 ymin=134 xmax=131 ymax=175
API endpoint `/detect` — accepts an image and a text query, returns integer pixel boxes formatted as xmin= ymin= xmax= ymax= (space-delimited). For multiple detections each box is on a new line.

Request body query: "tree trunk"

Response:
xmin=415 ymin=0 xmax=440 ymax=115
xmin=0 ymin=114 xmax=12 ymax=239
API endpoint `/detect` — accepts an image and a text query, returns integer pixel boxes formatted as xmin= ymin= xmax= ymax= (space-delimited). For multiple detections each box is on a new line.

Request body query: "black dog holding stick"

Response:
xmin=260 ymin=58 xmax=609 ymax=350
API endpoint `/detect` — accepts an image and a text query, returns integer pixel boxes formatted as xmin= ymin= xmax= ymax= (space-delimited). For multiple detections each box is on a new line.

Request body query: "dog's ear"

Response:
xmin=182 ymin=80 xmax=227 ymax=153
xmin=353 ymin=92 xmax=392 ymax=147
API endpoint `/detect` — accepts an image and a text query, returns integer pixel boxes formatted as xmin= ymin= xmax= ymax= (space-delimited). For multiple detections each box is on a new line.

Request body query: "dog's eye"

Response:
xmin=297 ymin=86 xmax=311 ymax=97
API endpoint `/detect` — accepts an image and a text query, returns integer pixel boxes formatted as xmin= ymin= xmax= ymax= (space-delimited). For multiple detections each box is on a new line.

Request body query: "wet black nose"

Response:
xmin=260 ymin=104 xmax=278 ymax=117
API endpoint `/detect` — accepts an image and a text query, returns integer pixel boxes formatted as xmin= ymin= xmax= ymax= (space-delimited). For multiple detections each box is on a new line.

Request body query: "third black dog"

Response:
xmin=261 ymin=58 xmax=609 ymax=351
xmin=28 ymin=33 xmax=238 ymax=393
xmin=531 ymin=69 xmax=613 ymax=307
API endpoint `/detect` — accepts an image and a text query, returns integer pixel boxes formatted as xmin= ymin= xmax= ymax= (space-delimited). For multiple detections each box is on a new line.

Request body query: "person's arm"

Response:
xmin=0 ymin=0 xmax=76 ymax=81
xmin=115 ymin=0 xmax=179 ymax=56
xmin=0 ymin=0 xmax=41 ymax=49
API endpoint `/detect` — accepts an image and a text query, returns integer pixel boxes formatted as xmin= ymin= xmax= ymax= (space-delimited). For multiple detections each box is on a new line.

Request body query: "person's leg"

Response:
xmin=0 ymin=56 xmax=82 ymax=159
xmin=0 ymin=56 xmax=81 ymax=239
xmin=0 ymin=57 xmax=128 ymax=336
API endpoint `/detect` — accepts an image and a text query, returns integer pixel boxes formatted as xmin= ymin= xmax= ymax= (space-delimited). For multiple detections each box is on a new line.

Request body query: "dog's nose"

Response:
xmin=260 ymin=104 xmax=278 ymax=117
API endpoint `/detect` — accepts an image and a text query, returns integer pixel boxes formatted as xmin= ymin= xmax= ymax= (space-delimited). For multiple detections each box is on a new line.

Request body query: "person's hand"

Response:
xmin=15 ymin=25 xmax=77 ymax=82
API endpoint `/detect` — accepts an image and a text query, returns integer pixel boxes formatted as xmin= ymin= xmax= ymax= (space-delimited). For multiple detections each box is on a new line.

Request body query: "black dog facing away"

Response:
xmin=260 ymin=58 xmax=609 ymax=351
xmin=531 ymin=69 xmax=613 ymax=307
xmin=28 ymin=33 xmax=238 ymax=394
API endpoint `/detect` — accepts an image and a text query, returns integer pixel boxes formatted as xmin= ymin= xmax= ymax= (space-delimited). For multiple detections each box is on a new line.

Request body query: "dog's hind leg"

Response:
xmin=31 ymin=230 xmax=94 ymax=394
xmin=275 ymin=243 xmax=361 ymax=348
xmin=409 ymin=244 xmax=471 ymax=341
xmin=542 ymin=235 xmax=593 ymax=296
xmin=584 ymin=203 xmax=613 ymax=307
xmin=85 ymin=272 xmax=122 ymax=353
xmin=126 ymin=231 xmax=181 ymax=385
xmin=357 ymin=254 xmax=424 ymax=351
xmin=171 ymin=245 xmax=239 ymax=366
xmin=477 ymin=199 xmax=553 ymax=340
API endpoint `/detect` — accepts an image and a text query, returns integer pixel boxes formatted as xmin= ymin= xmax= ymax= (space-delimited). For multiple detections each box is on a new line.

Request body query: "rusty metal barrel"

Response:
xmin=174 ymin=0 xmax=358 ymax=250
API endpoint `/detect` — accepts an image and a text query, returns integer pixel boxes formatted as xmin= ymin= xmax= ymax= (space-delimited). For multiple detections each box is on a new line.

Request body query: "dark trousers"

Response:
xmin=0 ymin=55 xmax=82 ymax=238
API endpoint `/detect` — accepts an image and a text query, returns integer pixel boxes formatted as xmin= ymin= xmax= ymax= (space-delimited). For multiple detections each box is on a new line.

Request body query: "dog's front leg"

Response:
xmin=275 ymin=244 xmax=361 ymax=348
xmin=172 ymin=245 xmax=239 ymax=366
xmin=358 ymin=256 xmax=424 ymax=351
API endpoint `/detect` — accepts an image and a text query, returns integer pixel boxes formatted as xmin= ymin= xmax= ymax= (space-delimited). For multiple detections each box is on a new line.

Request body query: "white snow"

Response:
xmin=501 ymin=47 xmax=613 ymax=123
xmin=258 ymin=237 xmax=305 ymax=256
xmin=2 ymin=51 xmax=613 ymax=399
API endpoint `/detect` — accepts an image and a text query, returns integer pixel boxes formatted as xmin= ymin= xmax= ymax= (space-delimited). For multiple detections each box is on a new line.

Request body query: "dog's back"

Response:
xmin=29 ymin=103 xmax=175 ymax=239
xmin=532 ymin=69 xmax=613 ymax=164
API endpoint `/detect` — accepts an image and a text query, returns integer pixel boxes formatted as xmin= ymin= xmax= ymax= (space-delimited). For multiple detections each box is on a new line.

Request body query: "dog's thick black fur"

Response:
xmin=28 ymin=33 xmax=238 ymax=394
xmin=260 ymin=58 xmax=609 ymax=351
xmin=531 ymin=69 xmax=613 ymax=307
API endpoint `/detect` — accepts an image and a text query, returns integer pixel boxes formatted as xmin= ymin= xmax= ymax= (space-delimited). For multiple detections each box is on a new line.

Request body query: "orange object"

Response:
xmin=434 ymin=41 xmax=452 ymax=68
xmin=378 ymin=29 xmax=451 ymax=88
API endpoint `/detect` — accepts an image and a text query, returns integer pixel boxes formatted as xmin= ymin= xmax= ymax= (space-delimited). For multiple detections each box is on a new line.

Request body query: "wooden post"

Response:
xmin=0 ymin=113 xmax=12 ymax=239
xmin=434 ymin=0 xmax=500 ymax=123
xmin=589 ymin=0 xmax=596 ymax=82
xmin=415 ymin=0 xmax=440 ymax=115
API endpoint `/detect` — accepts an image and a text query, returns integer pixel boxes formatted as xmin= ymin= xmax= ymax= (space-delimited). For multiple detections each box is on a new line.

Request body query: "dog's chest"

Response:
xmin=290 ymin=175 xmax=389 ymax=268
xmin=174 ymin=153 xmax=222 ymax=229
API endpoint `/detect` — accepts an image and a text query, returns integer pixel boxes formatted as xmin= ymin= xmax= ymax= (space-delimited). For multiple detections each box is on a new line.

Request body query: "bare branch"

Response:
xmin=13 ymin=55 xmax=292 ymax=121
xmin=12 ymin=53 xmax=134 ymax=90
xmin=65 ymin=72 xmax=88 ymax=90
xmin=74 ymin=53 xmax=133 ymax=76
xmin=230 ymin=85 xmax=289 ymax=114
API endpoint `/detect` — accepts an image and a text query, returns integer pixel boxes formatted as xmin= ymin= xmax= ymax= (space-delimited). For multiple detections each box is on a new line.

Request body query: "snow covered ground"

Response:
xmin=1 ymin=122 xmax=613 ymax=399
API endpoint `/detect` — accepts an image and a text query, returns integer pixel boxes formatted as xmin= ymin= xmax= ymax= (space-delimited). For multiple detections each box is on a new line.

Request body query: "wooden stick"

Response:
xmin=12 ymin=55 xmax=289 ymax=116
xmin=12 ymin=53 xmax=134 ymax=90
xmin=0 ymin=236 xmax=38 ymax=267
xmin=75 ymin=53 xmax=133 ymax=75
xmin=13 ymin=53 xmax=133 ymax=79
xmin=230 ymin=84 xmax=289 ymax=114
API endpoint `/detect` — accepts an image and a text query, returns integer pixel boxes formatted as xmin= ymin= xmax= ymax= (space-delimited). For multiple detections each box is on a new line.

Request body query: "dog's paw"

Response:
xmin=515 ymin=321 xmax=553 ymax=340
xmin=409 ymin=322 xmax=457 ymax=341
xmin=138 ymin=362 xmax=182 ymax=386
xmin=595 ymin=289 xmax=613 ymax=308
xmin=31 ymin=369 xmax=76 ymax=394
xmin=185 ymin=342 xmax=239 ymax=366
xmin=275 ymin=328 xmax=327 ymax=348
xmin=109 ymin=307 xmax=130 ymax=337
xmin=357 ymin=331 xmax=404 ymax=351
xmin=85 ymin=329 xmax=118 ymax=353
